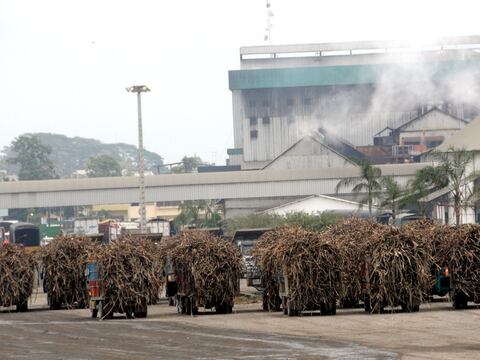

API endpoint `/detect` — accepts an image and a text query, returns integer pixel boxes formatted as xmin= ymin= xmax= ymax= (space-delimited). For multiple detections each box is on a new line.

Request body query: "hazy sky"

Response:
xmin=1 ymin=0 xmax=479 ymax=165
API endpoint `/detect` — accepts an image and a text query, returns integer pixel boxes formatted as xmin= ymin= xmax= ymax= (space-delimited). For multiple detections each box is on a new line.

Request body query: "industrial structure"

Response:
xmin=2 ymin=36 xmax=480 ymax=223
xmin=227 ymin=36 xmax=480 ymax=169
xmin=0 ymin=164 xmax=426 ymax=218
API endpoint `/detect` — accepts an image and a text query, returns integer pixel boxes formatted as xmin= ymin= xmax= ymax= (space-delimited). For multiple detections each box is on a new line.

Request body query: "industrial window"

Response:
xmin=249 ymin=116 xmax=258 ymax=126
xmin=262 ymin=116 xmax=270 ymax=125
xmin=287 ymin=98 xmax=294 ymax=106
xmin=303 ymin=98 xmax=312 ymax=105
xmin=250 ymin=130 xmax=258 ymax=139
xmin=249 ymin=100 xmax=256 ymax=108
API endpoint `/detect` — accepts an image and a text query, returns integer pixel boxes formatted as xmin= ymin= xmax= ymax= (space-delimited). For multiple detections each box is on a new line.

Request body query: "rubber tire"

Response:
xmin=287 ymin=302 xmax=299 ymax=317
xmin=134 ymin=309 xmax=148 ymax=318
xmin=49 ymin=296 xmax=62 ymax=311
xmin=364 ymin=295 xmax=372 ymax=313
xmin=282 ymin=297 xmax=288 ymax=315
xmin=184 ymin=297 xmax=198 ymax=315
xmin=17 ymin=299 xmax=28 ymax=312
xmin=320 ymin=302 xmax=337 ymax=316
xmin=453 ymin=292 xmax=468 ymax=310
xmin=216 ymin=303 xmax=229 ymax=314
xmin=262 ymin=293 xmax=269 ymax=311
xmin=101 ymin=303 xmax=114 ymax=319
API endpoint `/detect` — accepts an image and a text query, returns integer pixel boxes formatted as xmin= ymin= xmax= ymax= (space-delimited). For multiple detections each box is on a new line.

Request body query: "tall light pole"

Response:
xmin=126 ymin=85 xmax=150 ymax=233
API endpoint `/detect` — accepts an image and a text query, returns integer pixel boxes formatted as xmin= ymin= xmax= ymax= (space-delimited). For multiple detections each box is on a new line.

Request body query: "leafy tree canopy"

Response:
xmin=6 ymin=135 xmax=57 ymax=180
xmin=173 ymin=200 xmax=224 ymax=230
xmin=86 ymin=154 xmax=122 ymax=177
xmin=171 ymin=155 xmax=204 ymax=173
xmin=224 ymin=211 xmax=339 ymax=234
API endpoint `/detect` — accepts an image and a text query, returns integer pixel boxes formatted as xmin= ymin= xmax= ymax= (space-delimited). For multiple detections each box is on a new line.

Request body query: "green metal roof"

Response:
xmin=228 ymin=60 xmax=480 ymax=90
xmin=227 ymin=148 xmax=243 ymax=155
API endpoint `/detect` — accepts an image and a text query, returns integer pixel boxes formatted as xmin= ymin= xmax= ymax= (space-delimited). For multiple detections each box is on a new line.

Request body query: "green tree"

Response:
xmin=336 ymin=160 xmax=382 ymax=216
xmin=432 ymin=147 xmax=475 ymax=225
xmin=172 ymin=155 xmax=204 ymax=173
xmin=173 ymin=200 xmax=223 ymax=230
xmin=86 ymin=154 xmax=122 ymax=177
xmin=380 ymin=176 xmax=403 ymax=220
xmin=405 ymin=166 xmax=448 ymax=215
xmin=7 ymin=135 xmax=57 ymax=180
xmin=224 ymin=211 xmax=339 ymax=234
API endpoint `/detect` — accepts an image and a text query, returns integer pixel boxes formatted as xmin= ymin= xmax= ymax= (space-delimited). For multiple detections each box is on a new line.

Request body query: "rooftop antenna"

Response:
xmin=264 ymin=0 xmax=274 ymax=44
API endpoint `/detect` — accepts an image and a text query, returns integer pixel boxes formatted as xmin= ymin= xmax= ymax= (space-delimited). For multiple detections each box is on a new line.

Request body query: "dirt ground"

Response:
xmin=1 ymin=288 xmax=480 ymax=360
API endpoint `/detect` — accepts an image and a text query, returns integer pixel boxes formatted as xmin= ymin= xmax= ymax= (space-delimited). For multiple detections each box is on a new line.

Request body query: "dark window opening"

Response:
xmin=262 ymin=117 xmax=270 ymax=125
xmin=250 ymin=130 xmax=258 ymax=139
xmin=287 ymin=98 xmax=294 ymax=106
xmin=249 ymin=116 xmax=258 ymax=126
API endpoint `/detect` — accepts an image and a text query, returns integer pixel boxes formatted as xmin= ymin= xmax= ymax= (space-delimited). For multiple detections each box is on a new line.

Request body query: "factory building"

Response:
xmin=228 ymin=36 xmax=480 ymax=170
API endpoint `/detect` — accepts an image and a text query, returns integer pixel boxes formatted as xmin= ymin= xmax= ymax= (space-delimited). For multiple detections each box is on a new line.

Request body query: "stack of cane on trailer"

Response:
xmin=162 ymin=230 xmax=242 ymax=315
xmin=254 ymin=227 xmax=342 ymax=316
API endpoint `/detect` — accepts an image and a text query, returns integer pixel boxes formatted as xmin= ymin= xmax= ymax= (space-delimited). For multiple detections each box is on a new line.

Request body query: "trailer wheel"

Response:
xmin=16 ymin=298 xmax=28 ymax=312
xmin=49 ymin=296 xmax=62 ymax=310
xmin=363 ymin=294 xmax=371 ymax=313
xmin=453 ymin=292 xmax=468 ymax=310
xmin=401 ymin=303 xmax=420 ymax=313
xmin=282 ymin=297 xmax=288 ymax=315
xmin=100 ymin=302 xmax=114 ymax=319
xmin=320 ymin=301 xmax=336 ymax=316
xmin=184 ymin=297 xmax=198 ymax=315
xmin=134 ymin=309 xmax=148 ymax=318
xmin=216 ymin=303 xmax=229 ymax=314
xmin=287 ymin=301 xmax=299 ymax=316
xmin=262 ymin=293 xmax=269 ymax=311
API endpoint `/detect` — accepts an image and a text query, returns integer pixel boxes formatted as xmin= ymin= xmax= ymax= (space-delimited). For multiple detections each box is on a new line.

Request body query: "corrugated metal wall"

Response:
xmin=233 ymin=85 xmax=471 ymax=163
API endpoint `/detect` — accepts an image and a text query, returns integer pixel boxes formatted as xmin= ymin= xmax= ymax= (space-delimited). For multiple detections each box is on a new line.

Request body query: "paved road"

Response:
xmin=1 ymin=296 xmax=480 ymax=359
xmin=0 ymin=308 xmax=396 ymax=360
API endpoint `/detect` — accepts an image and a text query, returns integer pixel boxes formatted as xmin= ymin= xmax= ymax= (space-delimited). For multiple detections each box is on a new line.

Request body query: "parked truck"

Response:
xmin=146 ymin=218 xmax=171 ymax=237
xmin=233 ymin=228 xmax=271 ymax=283
xmin=9 ymin=222 xmax=41 ymax=252
xmin=98 ymin=220 xmax=121 ymax=243
xmin=63 ymin=218 xmax=100 ymax=236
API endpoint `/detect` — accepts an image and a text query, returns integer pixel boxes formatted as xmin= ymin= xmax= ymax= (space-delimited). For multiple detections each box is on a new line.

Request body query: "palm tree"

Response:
xmin=380 ymin=176 xmax=403 ymax=220
xmin=336 ymin=160 xmax=382 ymax=217
xmin=432 ymin=147 xmax=474 ymax=225
xmin=405 ymin=166 xmax=448 ymax=216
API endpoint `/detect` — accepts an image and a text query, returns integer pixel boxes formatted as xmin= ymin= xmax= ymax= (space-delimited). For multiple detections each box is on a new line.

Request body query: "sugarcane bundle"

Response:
xmin=438 ymin=224 xmax=480 ymax=303
xmin=0 ymin=243 xmax=35 ymax=310
xmin=365 ymin=226 xmax=432 ymax=312
xmin=165 ymin=230 xmax=242 ymax=310
xmin=326 ymin=218 xmax=386 ymax=307
xmin=252 ymin=228 xmax=284 ymax=311
xmin=95 ymin=236 xmax=164 ymax=317
xmin=254 ymin=227 xmax=342 ymax=313
xmin=41 ymin=235 xmax=96 ymax=309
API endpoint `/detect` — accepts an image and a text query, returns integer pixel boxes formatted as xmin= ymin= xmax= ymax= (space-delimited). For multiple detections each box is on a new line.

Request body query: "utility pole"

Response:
xmin=126 ymin=85 xmax=150 ymax=233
